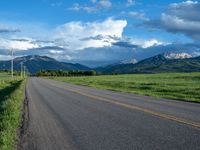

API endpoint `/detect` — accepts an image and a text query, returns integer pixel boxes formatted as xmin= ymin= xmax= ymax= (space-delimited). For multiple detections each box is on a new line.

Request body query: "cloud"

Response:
xmin=143 ymin=0 xmax=200 ymax=41
xmin=69 ymin=0 xmax=112 ymax=13
xmin=54 ymin=18 xmax=127 ymax=50
xmin=68 ymin=3 xmax=97 ymax=13
xmin=0 ymin=29 xmax=20 ymax=34
xmin=3 ymin=18 xmax=196 ymax=67
xmin=0 ymin=54 xmax=12 ymax=60
xmin=0 ymin=38 xmax=39 ymax=50
xmin=97 ymin=0 xmax=112 ymax=8
xmin=142 ymin=39 xmax=162 ymax=48
xmin=49 ymin=50 xmax=64 ymax=54
xmin=70 ymin=46 xmax=135 ymax=67
xmin=126 ymin=11 xmax=149 ymax=21
xmin=0 ymin=25 xmax=20 ymax=34
xmin=112 ymin=41 xmax=138 ymax=48
xmin=117 ymin=37 xmax=164 ymax=49
xmin=126 ymin=0 xmax=136 ymax=6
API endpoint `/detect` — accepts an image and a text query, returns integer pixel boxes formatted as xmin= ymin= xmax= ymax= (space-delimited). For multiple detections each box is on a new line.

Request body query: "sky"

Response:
xmin=0 ymin=0 xmax=200 ymax=67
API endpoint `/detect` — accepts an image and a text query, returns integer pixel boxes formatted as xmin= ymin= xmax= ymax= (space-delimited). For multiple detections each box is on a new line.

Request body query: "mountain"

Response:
xmin=96 ymin=53 xmax=200 ymax=73
xmin=0 ymin=55 xmax=91 ymax=74
xmin=164 ymin=52 xmax=193 ymax=59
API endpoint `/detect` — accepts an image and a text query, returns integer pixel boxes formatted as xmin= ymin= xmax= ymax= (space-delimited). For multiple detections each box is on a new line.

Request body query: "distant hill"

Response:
xmin=96 ymin=53 xmax=200 ymax=73
xmin=0 ymin=55 xmax=91 ymax=74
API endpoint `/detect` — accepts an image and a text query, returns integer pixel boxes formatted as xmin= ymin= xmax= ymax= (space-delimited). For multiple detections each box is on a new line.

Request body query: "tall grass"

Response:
xmin=0 ymin=78 xmax=25 ymax=150
xmin=50 ymin=72 xmax=200 ymax=103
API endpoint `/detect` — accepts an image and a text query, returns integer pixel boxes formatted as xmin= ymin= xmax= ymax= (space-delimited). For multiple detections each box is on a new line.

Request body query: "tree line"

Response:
xmin=0 ymin=69 xmax=21 ymax=76
xmin=36 ymin=70 xmax=99 ymax=77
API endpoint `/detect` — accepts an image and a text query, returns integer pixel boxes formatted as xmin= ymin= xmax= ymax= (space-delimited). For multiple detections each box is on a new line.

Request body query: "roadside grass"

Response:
xmin=0 ymin=77 xmax=25 ymax=150
xmin=49 ymin=72 xmax=200 ymax=103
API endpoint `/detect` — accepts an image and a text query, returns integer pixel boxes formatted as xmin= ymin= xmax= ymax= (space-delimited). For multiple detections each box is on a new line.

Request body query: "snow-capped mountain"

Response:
xmin=164 ymin=52 xmax=193 ymax=60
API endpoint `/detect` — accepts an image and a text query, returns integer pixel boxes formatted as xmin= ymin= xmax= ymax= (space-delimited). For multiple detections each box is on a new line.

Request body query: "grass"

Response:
xmin=0 ymin=76 xmax=25 ymax=150
xmin=49 ymin=72 xmax=200 ymax=103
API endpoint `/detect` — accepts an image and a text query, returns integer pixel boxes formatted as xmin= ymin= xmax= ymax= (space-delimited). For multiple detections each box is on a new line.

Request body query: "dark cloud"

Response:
xmin=142 ymin=1 xmax=200 ymax=41
xmin=69 ymin=46 xmax=135 ymax=67
xmin=10 ymin=38 xmax=29 ymax=42
xmin=80 ymin=34 xmax=105 ymax=41
xmin=80 ymin=34 xmax=120 ymax=41
xmin=167 ymin=1 xmax=200 ymax=22
xmin=0 ymin=49 xmax=10 ymax=55
xmin=112 ymin=41 xmax=138 ymax=48
xmin=0 ymin=29 xmax=20 ymax=34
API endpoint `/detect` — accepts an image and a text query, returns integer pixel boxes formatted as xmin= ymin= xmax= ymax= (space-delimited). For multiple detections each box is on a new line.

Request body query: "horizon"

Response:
xmin=0 ymin=0 xmax=200 ymax=67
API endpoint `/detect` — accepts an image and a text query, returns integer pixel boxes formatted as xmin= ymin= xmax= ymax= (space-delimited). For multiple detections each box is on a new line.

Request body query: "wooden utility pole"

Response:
xmin=11 ymin=49 xmax=14 ymax=79
xmin=20 ymin=62 xmax=23 ymax=78
xmin=23 ymin=66 xmax=26 ymax=78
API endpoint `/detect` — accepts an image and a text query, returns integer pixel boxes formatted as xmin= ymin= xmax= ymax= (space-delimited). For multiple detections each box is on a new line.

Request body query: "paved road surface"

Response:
xmin=19 ymin=77 xmax=200 ymax=150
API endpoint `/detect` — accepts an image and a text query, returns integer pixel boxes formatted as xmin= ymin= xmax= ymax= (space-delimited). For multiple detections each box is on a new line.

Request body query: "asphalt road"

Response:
xmin=19 ymin=77 xmax=200 ymax=150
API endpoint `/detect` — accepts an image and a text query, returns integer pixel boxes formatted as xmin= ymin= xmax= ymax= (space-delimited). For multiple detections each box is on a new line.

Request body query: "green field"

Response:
xmin=0 ymin=76 xmax=25 ymax=150
xmin=50 ymin=72 xmax=200 ymax=103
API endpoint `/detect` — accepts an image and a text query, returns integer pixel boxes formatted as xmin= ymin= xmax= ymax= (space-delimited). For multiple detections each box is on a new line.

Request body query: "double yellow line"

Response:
xmin=62 ymin=86 xmax=200 ymax=129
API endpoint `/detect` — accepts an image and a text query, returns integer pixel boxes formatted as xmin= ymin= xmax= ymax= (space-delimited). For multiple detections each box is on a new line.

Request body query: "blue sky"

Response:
xmin=0 ymin=0 xmax=200 ymax=67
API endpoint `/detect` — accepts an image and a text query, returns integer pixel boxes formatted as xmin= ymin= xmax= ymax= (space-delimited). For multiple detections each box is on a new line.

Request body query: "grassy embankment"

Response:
xmin=50 ymin=72 xmax=200 ymax=103
xmin=0 ymin=75 xmax=25 ymax=150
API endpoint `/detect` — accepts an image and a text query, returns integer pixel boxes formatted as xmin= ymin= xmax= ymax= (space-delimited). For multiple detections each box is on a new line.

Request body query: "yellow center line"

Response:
xmin=63 ymin=86 xmax=200 ymax=129
xmin=44 ymin=80 xmax=200 ymax=129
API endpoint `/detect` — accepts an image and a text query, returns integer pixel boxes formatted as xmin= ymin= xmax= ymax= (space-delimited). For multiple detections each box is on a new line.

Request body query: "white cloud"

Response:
xmin=68 ymin=3 xmax=97 ymax=13
xmin=97 ymin=0 xmax=112 ymax=8
xmin=142 ymin=39 xmax=162 ymax=48
xmin=121 ymin=37 xmax=163 ymax=48
xmin=0 ymin=55 xmax=12 ymax=60
xmin=10 ymin=40 xmax=39 ymax=50
xmin=69 ymin=0 xmax=112 ymax=13
xmin=170 ymin=0 xmax=198 ymax=7
xmin=49 ymin=50 xmax=63 ymax=54
xmin=0 ymin=38 xmax=39 ymax=50
xmin=54 ymin=18 xmax=127 ymax=50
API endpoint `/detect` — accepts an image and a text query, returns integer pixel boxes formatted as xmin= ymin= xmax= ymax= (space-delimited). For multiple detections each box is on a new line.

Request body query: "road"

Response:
xmin=18 ymin=77 xmax=200 ymax=150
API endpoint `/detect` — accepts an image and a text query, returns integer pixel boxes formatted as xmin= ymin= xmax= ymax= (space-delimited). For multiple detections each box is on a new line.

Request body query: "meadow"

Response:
xmin=50 ymin=72 xmax=200 ymax=103
xmin=0 ymin=74 xmax=25 ymax=150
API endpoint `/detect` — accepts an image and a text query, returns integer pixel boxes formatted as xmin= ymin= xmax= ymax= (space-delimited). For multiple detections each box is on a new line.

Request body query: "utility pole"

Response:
xmin=23 ymin=66 xmax=26 ymax=78
xmin=11 ymin=49 xmax=14 ymax=79
xmin=20 ymin=62 xmax=23 ymax=78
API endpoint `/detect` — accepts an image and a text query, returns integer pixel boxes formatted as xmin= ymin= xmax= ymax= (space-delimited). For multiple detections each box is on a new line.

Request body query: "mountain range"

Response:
xmin=0 ymin=55 xmax=90 ymax=74
xmin=97 ymin=53 xmax=200 ymax=73
xmin=0 ymin=53 xmax=200 ymax=74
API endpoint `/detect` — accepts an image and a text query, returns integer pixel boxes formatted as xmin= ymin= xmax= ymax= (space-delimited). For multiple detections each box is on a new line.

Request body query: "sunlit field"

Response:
xmin=50 ymin=72 xmax=200 ymax=103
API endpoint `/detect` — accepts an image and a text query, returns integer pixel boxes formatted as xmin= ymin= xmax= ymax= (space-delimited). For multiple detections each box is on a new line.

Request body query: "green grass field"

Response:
xmin=0 ymin=76 xmax=25 ymax=150
xmin=50 ymin=72 xmax=200 ymax=103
